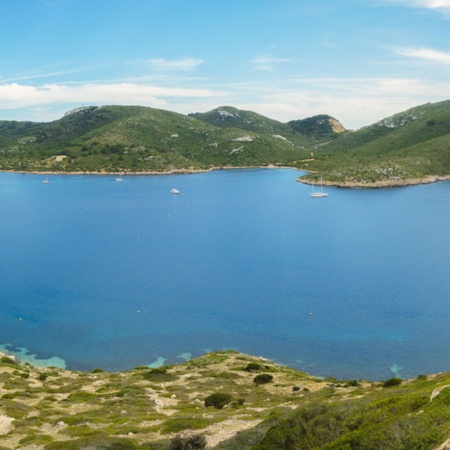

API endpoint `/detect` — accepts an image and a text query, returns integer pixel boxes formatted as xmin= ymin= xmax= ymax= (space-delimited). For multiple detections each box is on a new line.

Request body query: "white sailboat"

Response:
xmin=309 ymin=175 xmax=328 ymax=198
xmin=115 ymin=173 xmax=124 ymax=182
xmin=42 ymin=175 xmax=50 ymax=184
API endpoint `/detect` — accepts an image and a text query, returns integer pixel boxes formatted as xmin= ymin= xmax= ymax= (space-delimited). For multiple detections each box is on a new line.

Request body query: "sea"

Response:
xmin=0 ymin=168 xmax=449 ymax=381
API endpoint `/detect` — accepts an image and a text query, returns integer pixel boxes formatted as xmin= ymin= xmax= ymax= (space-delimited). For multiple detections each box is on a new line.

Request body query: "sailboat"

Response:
xmin=115 ymin=173 xmax=124 ymax=182
xmin=42 ymin=175 xmax=50 ymax=184
xmin=309 ymin=175 xmax=328 ymax=198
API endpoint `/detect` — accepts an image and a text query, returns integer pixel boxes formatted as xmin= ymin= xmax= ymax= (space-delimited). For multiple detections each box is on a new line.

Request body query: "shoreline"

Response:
xmin=2 ymin=166 xmax=449 ymax=189
xmin=0 ymin=163 xmax=294 ymax=177
xmin=297 ymin=174 xmax=450 ymax=189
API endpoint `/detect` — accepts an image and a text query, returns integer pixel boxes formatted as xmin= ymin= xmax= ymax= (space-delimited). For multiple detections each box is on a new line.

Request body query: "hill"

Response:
xmin=0 ymin=351 xmax=450 ymax=449
xmin=0 ymin=105 xmax=344 ymax=174
xmin=190 ymin=106 xmax=346 ymax=142
xmin=2 ymin=100 xmax=450 ymax=188
xmin=296 ymin=100 xmax=450 ymax=187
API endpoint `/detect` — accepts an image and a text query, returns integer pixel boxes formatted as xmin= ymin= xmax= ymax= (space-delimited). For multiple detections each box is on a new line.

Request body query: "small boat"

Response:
xmin=170 ymin=188 xmax=180 ymax=195
xmin=309 ymin=175 xmax=328 ymax=198
xmin=42 ymin=175 xmax=50 ymax=184
xmin=115 ymin=173 xmax=124 ymax=182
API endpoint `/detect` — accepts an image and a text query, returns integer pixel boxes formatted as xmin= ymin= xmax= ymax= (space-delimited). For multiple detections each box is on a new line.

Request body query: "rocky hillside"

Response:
xmin=190 ymin=106 xmax=346 ymax=142
xmin=297 ymin=100 xmax=450 ymax=187
xmin=0 ymin=351 xmax=450 ymax=449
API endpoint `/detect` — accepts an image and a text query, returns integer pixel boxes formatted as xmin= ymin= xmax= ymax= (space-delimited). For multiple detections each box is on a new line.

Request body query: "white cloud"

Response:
xmin=0 ymin=75 xmax=448 ymax=130
xmin=249 ymin=55 xmax=296 ymax=72
xmin=133 ymin=57 xmax=204 ymax=72
xmin=393 ymin=47 xmax=450 ymax=64
xmin=0 ymin=82 xmax=225 ymax=110
xmin=388 ymin=0 xmax=450 ymax=13
xmin=222 ymin=76 xmax=450 ymax=129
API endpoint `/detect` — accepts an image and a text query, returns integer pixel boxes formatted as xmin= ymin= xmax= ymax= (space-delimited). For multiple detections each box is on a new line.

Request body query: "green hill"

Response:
xmin=190 ymin=106 xmax=346 ymax=143
xmin=2 ymin=100 xmax=450 ymax=187
xmin=0 ymin=105 xmax=341 ymax=174
xmin=189 ymin=106 xmax=293 ymax=135
xmin=1 ymin=350 xmax=450 ymax=449
xmin=297 ymin=100 xmax=450 ymax=187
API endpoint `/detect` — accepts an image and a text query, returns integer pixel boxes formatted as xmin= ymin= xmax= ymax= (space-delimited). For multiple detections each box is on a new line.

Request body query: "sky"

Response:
xmin=1 ymin=0 xmax=450 ymax=129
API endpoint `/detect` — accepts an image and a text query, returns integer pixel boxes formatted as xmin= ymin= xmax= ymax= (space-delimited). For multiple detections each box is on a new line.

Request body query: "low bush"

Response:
xmin=38 ymin=373 xmax=48 ymax=381
xmin=0 ymin=356 xmax=18 ymax=365
xmin=168 ymin=433 xmax=207 ymax=449
xmin=383 ymin=377 xmax=402 ymax=388
xmin=204 ymin=392 xmax=233 ymax=409
xmin=142 ymin=367 xmax=176 ymax=382
xmin=254 ymin=374 xmax=273 ymax=385
xmin=244 ymin=363 xmax=262 ymax=372
xmin=161 ymin=417 xmax=212 ymax=433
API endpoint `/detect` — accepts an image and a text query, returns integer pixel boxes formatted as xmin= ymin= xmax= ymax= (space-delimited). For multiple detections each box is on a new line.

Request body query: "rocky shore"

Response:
xmin=298 ymin=174 xmax=450 ymax=189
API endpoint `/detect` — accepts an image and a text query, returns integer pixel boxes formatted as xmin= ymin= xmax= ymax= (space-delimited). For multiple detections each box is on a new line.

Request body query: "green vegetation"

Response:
xmin=142 ymin=366 xmax=177 ymax=382
xmin=296 ymin=100 xmax=450 ymax=186
xmin=204 ymin=392 xmax=233 ymax=409
xmin=244 ymin=362 xmax=262 ymax=372
xmin=253 ymin=374 xmax=274 ymax=385
xmin=168 ymin=433 xmax=207 ymax=450
xmin=1 ymin=101 xmax=450 ymax=187
xmin=0 ymin=105 xmax=319 ymax=174
xmin=383 ymin=377 xmax=403 ymax=388
xmin=0 ymin=350 xmax=450 ymax=448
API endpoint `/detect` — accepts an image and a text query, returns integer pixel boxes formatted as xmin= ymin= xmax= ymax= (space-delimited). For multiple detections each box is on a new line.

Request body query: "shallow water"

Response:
xmin=0 ymin=169 xmax=449 ymax=380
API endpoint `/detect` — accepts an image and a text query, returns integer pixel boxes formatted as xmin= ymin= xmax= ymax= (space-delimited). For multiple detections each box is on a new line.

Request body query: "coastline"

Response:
xmin=0 ymin=164 xmax=298 ymax=177
xmin=4 ymin=164 xmax=450 ymax=189
xmin=297 ymin=174 xmax=450 ymax=189
xmin=3 ymin=166 xmax=449 ymax=189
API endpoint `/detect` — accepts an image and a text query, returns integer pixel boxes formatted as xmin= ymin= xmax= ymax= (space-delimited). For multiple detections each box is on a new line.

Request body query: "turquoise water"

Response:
xmin=0 ymin=169 xmax=449 ymax=380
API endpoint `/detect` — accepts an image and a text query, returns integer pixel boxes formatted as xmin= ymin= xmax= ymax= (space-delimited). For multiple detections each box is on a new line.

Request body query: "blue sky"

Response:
xmin=1 ymin=0 xmax=450 ymax=129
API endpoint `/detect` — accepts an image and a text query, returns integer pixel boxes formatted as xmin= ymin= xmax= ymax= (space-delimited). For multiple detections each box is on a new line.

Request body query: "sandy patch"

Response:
xmin=204 ymin=419 xmax=262 ymax=447
xmin=0 ymin=414 xmax=14 ymax=434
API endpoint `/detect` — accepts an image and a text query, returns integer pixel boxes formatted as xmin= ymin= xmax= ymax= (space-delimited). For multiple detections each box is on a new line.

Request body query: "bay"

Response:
xmin=0 ymin=169 xmax=449 ymax=380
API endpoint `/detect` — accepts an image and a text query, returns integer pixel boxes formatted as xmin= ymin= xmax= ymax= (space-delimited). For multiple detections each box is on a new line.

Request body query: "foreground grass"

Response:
xmin=0 ymin=352 xmax=449 ymax=449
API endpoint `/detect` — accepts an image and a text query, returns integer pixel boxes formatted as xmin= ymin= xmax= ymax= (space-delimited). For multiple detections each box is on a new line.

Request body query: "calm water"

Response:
xmin=0 ymin=169 xmax=449 ymax=380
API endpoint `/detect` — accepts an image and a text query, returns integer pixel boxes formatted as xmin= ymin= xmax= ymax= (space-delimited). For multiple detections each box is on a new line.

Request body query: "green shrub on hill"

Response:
xmin=253 ymin=374 xmax=273 ymax=385
xmin=168 ymin=433 xmax=207 ymax=450
xmin=204 ymin=392 xmax=233 ymax=409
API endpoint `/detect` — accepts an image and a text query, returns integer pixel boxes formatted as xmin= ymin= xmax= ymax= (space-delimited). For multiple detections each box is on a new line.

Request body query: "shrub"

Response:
xmin=253 ymin=374 xmax=273 ymax=385
xmin=293 ymin=386 xmax=301 ymax=392
xmin=0 ymin=356 xmax=18 ymax=365
xmin=244 ymin=362 xmax=262 ymax=372
xmin=142 ymin=367 xmax=176 ymax=382
xmin=91 ymin=368 xmax=104 ymax=373
xmin=168 ymin=433 xmax=207 ymax=450
xmin=204 ymin=392 xmax=232 ymax=409
xmin=38 ymin=373 xmax=48 ymax=381
xmin=162 ymin=418 xmax=212 ymax=433
xmin=383 ymin=377 xmax=402 ymax=388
